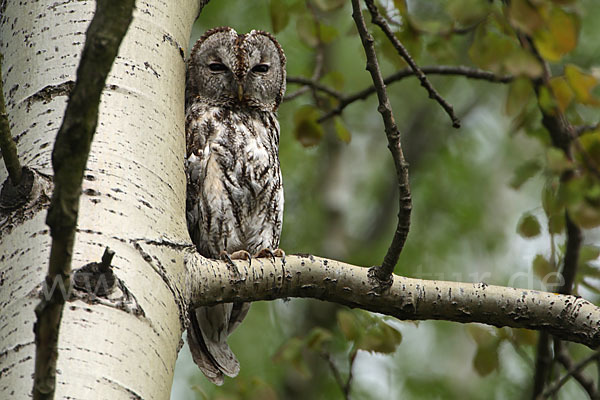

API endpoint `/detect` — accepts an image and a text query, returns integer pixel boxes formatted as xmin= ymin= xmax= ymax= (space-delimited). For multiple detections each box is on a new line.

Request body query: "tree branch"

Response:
xmin=285 ymin=66 xmax=513 ymax=121
xmin=185 ymin=253 xmax=600 ymax=349
xmin=350 ymin=0 xmax=411 ymax=283
xmin=553 ymin=341 xmax=599 ymax=399
xmin=33 ymin=1 xmax=134 ymax=399
xmin=544 ymin=349 xmax=600 ymax=398
xmin=364 ymin=0 xmax=460 ymax=128
xmin=314 ymin=66 xmax=513 ymax=122
xmin=0 ymin=54 xmax=22 ymax=185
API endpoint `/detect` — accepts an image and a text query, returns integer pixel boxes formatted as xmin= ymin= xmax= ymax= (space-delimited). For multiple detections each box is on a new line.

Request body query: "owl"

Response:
xmin=184 ymin=27 xmax=286 ymax=385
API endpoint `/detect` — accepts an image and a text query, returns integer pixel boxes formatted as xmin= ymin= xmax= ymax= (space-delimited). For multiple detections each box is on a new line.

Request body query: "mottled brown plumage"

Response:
xmin=185 ymin=27 xmax=285 ymax=385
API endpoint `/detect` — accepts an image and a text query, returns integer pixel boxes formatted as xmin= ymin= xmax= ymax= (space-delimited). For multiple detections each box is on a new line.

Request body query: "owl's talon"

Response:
xmin=230 ymin=250 xmax=252 ymax=267
xmin=254 ymin=248 xmax=285 ymax=263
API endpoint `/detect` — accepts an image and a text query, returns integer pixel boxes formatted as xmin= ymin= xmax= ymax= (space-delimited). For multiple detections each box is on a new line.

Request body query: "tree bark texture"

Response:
xmin=0 ymin=1 xmax=200 ymax=398
xmin=185 ymin=253 xmax=600 ymax=348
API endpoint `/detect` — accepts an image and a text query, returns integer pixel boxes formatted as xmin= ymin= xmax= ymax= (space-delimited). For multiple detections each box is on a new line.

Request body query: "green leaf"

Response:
xmin=467 ymin=325 xmax=495 ymax=345
xmin=322 ymin=71 xmax=345 ymax=91
xmin=532 ymin=254 xmax=554 ymax=280
xmin=337 ymin=310 xmax=402 ymax=354
xmin=579 ymin=245 xmax=600 ymax=266
xmin=507 ymin=0 xmax=544 ymax=35
xmin=337 ymin=310 xmax=361 ymax=342
xmin=270 ymin=0 xmax=289 ymax=34
xmin=314 ymin=0 xmax=345 ymax=12
xmin=473 ymin=342 xmax=499 ymax=376
xmin=318 ymin=24 xmax=339 ymax=44
xmin=568 ymin=200 xmax=600 ymax=229
xmin=357 ymin=319 xmax=402 ymax=354
xmin=294 ymin=104 xmax=324 ymax=147
xmin=577 ymin=131 xmax=600 ymax=166
xmin=272 ymin=337 xmax=311 ymax=378
xmin=546 ymin=147 xmax=572 ymax=173
xmin=517 ymin=213 xmax=542 ymax=238
xmin=334 ymin=117 xmax=351 ymax=143
xmin=548 ymin=214 xmax=565 ymax=234
xmin=510 ymin=159 xmax=541 ymax=189
xmin=511 ymin=328 xmax=538 ymax=346
xmin=538 ymin=85 xmax=557 ymax=115
xmin=503 ymin=48 xmax=543 ymax=78
xmin=542 ymin=179 xmax=563 ymax=217
xmin=304 ymin=327 xmax=333 ymax=352
xmin=446 ymin=0 xmax=491 ymax=26
xmin=505 ymin=78 xmax=535 ymax=116
xmin=296 ymin=15 xmax=318 ymax=47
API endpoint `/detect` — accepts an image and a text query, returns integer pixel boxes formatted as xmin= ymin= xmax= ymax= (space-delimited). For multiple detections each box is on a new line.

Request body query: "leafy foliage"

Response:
xmin=174 ymin=0 xmax=600 ymax=399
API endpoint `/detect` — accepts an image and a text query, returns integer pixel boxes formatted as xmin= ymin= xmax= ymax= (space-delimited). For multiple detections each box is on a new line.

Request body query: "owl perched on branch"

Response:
xmin=185 ymin=27 xmax=286 ymax=385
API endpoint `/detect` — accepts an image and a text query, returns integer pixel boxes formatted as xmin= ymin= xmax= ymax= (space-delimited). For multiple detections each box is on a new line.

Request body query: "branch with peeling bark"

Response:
xmin=184 ymin=253 xmax=600 ymax=349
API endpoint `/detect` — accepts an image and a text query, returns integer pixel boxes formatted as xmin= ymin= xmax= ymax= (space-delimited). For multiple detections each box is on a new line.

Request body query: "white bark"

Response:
xmin=0 ymin=1 xmax=199 ymax=398
xmin=185 ymin=252 xmax=600 ymax=348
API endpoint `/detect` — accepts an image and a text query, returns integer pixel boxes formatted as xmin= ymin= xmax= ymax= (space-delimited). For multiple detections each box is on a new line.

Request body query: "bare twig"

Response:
xmin=0 ymin=54 xmax=22 ymax=185
xmin=364 ymin=0 xmax=460 ymax=128
xmin=551 ymin=341 xmax=599 ymax=399
xmin=544 ymin=350 xmax=600 ymax=398
xmin=321 ymin=351 xmax=351 ymax=400
xmin=33 ymin=1 xmax=135 ymax=399
xmin=575 ymin=123 xmax=599 ymax=136
xmin=315 ymin=66 xmax=513 ymax=122
xmin=350 ymin=0 xmax=411 ymax=283
xmin=287 ymin=76 xmax=344 ymax=101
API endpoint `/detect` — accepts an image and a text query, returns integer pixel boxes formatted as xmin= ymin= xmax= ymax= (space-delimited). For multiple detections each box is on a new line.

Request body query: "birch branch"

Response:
xmin=184 ymin=253 xmax=600 ymax=349
xmin=0 ymin=54 xmax=22 ymax=185
xmin=33 ymin=1 xmax=134 ymax=399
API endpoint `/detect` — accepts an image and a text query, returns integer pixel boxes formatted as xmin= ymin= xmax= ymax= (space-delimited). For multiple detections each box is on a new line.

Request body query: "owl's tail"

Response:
xmin=187 ymin=303 xmax=250 ymax=385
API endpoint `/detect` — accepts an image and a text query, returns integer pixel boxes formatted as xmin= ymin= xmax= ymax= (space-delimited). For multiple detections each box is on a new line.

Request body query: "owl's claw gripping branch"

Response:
xmin=254 ymin=248 xmax=285 ymax=264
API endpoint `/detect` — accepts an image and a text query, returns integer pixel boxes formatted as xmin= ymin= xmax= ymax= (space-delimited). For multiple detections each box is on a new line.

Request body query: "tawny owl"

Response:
xmin=185 ymin=27 xmax=286 ymax=385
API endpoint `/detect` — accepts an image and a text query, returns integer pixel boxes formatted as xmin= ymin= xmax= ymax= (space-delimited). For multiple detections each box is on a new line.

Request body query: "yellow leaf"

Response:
xmin=549 ymin=76 xmax=574 ymax=112
xmin=565 ymin=64 xmax=600 ymax=106
xmin=533 ymin=7 xmax=579 ymax=61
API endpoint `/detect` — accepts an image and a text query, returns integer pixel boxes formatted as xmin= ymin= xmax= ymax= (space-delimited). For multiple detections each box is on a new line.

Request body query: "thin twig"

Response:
xmin=286 ymin=77 xmax=343 ymax=100
xmin=32 ymin=1 xmax=135 ymax=399
xmin=315 ymin=66 xmax=513 ymax=122
xmin=350 ymin=0 xmax=411 ymax=282
xmin=364 ymin=0 xmax=460 ymax=128
xmin=550 ymin=341 xmax=600 ymax=399
xmin=0 ymin=54 xmax=22 ymax=185
xmin=321 ymin=352 xmax=351 ymax=400
xmin=575 ymin=123 xmax=599 ymax=136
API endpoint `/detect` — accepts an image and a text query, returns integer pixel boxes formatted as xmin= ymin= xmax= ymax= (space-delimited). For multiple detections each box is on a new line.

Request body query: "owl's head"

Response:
xmin=186 ymin=26 xmax=286 ymax=112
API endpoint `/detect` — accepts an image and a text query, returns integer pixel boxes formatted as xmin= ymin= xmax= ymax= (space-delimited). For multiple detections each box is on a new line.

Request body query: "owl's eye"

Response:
xmin=208 ymin=62 xmax=227 ymax=72
xmin=251 ymin=64 xmax=270 ymax=73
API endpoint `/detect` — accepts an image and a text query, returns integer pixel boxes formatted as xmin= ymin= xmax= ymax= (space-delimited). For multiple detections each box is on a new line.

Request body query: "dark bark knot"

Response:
xmin=0 ymin=166 xmax=35 ymax=209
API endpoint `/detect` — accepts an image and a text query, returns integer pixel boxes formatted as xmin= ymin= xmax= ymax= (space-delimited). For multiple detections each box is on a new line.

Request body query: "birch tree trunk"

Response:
xmin=0 ymin=1 xmax=200 ymax=398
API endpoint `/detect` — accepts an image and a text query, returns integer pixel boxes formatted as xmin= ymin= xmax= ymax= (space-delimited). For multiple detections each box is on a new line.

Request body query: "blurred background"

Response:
xmin=172 ymin=1 xmax=600 ymax=398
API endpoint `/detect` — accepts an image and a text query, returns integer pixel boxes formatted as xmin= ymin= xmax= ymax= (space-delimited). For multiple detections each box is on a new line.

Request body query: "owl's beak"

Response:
xmin=237 ymin=83 xmax=244 ymax=101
